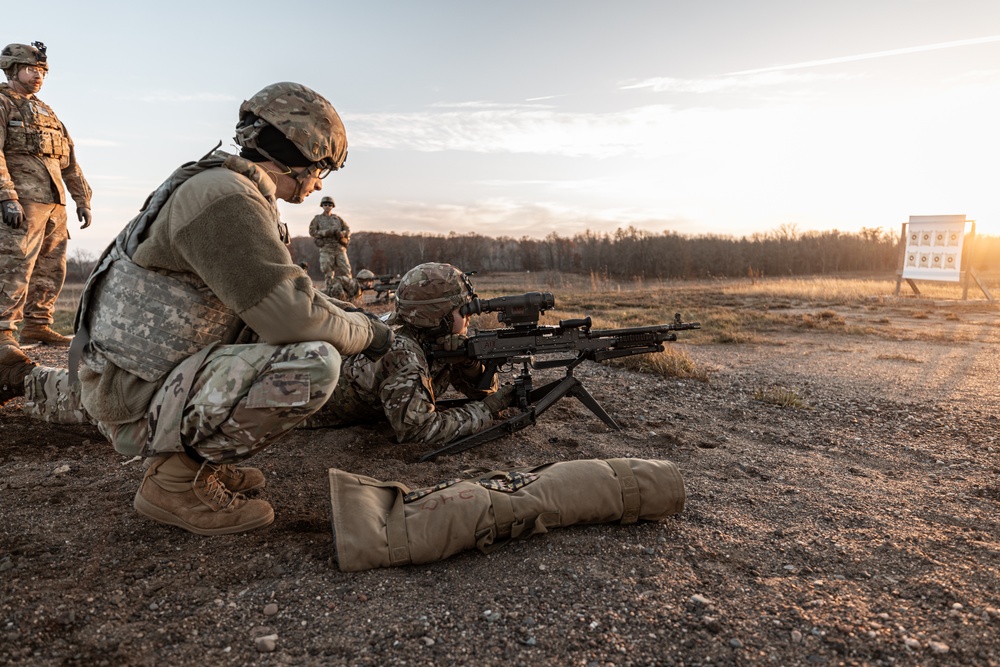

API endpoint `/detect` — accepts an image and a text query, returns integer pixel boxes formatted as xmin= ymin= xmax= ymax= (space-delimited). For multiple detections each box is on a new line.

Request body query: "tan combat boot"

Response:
xmin=0 ymin=329 xmax=18 ymax=349
xmin=0 ymin=345 xmax=37 ymax=407
xmin=19 ymin=324 xmax=73 ymax=347
xmin=133 ymin=452 xmax=274 ymax=535
xmin=143 ymin=457 xmax=266 ymax=492
xmin=214 ymin=464 xmax=266 ymax=492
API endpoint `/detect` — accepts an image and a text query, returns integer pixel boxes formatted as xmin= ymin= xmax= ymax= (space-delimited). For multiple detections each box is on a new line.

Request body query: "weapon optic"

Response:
xmin=420 ymin=291 xmax=700 ymax=460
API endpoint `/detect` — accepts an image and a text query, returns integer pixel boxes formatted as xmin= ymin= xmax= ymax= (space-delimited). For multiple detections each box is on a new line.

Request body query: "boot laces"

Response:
xmin=214 ymin=464 xmax=244 ymax=486
xmin=195 ymin=461 xmax=243 ymax=510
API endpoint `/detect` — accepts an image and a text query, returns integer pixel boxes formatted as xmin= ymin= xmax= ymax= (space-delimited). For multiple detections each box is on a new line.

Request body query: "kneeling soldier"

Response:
xmin=66 ymin=82 xmax=392 ymax=535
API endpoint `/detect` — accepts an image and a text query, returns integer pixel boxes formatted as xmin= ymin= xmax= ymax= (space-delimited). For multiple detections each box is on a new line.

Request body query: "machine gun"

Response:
xmin=419 ymin=291 xmax=700 ymax=460
xmin=359 ymin=274 xmax=400 ymax=304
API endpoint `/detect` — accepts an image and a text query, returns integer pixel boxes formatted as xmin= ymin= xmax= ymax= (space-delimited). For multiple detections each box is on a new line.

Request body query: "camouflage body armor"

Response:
xmin=70 ymin=151 xmax=280 ymax=383
xmin=0 ymin=86 xmax=70 ymax=160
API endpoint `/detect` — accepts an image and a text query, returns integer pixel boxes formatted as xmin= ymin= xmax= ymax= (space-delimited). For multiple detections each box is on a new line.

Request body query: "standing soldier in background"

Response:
xmin=309 ymin=195 xmax=353 ymax=298
xmin=0 ymin=42 xmax=92 ymax=355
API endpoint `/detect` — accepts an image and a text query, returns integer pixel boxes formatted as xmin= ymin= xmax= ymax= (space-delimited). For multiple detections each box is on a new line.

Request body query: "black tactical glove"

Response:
xmin=2 ymin=200 xmax=24 ymax=229
xmin=362 ymin=313 xmax=395 ymax=361
xmin=77 ymin=207 xmax=92 ymax=229
xmin=482 ymin=384 xmax=516 ymax=417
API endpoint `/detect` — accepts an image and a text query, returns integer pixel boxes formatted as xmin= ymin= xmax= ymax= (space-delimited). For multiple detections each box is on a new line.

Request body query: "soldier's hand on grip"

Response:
xmin=437 ymin=333 xmax=468 ymax=354
xmin=482 ymin=384 xmax=516 ymax=417
xmin=77 ymin=207 xmax=92 ymax=229
xmin=1 ymin=200 xmax=24 ymax=229
xmin=362 ymin=313 xmax=395 ymax=361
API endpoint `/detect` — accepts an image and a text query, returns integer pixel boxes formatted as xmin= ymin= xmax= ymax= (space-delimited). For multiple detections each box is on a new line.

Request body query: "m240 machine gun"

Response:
xmin=420 ymin=291 xmax=699 ymax=460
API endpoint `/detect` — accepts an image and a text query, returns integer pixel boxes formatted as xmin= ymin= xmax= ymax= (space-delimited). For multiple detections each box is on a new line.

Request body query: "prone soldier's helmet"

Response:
xmin=321 ymin=196 xmax=335 ymax=207
xmin=234 ymin=82 xmax=348 ymax=175
xmin=356 ymin=269 xmax=375 ymax=281
xmin=0 ymin=42 xmax=48 ymax=78
xmin=390 ymin=262 xmax=476 ymax=333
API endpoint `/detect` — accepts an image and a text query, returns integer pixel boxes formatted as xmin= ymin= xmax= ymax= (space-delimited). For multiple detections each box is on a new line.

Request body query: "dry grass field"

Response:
xmin=3 ymin=271 xmax=1000 ymax=666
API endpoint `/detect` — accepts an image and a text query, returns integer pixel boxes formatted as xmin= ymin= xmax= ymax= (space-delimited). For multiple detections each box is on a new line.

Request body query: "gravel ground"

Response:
xmin=2 ymin=295 xmax=999 ymax=666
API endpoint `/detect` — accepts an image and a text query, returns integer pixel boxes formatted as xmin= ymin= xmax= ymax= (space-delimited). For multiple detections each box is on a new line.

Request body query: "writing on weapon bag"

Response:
xmin=416 ymin=490 xmax=478 ymax=511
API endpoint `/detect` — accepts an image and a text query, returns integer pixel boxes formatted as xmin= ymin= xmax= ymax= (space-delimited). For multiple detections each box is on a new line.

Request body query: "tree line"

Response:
xmin=68 ymin=226 xmax=1000 ymax=283
xmin=291 ymin=225 xmax=981 ymax=280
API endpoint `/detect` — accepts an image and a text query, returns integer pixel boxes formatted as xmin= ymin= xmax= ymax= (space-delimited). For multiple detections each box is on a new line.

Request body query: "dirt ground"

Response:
xmin=2 ymin=292 xmax=999 ymax=667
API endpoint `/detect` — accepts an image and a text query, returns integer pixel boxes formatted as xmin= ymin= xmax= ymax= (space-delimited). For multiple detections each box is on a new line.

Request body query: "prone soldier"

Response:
xmin=305 ymin=262 xmax=515 ymax=444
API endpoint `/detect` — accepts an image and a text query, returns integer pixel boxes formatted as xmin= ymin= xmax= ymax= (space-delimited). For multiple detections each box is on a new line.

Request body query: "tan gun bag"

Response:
xmin=328 ymin=458 xmax=685 ymax=571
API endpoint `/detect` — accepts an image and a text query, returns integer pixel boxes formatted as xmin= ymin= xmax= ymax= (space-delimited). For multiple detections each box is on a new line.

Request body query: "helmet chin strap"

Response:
xmin=286 ymin=169 xmax=313 ymax=204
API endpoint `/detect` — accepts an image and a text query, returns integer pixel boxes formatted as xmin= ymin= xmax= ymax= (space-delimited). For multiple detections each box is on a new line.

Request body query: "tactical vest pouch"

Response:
xmin=22 ymin=367 xmax=91 ymax=425
xmin=328 ymin=458 xmax=685 ymax=572
xmin=87 ymin=259 xmax=239 ymax=382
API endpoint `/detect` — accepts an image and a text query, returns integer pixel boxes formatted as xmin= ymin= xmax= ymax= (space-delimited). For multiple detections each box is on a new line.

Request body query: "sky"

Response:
xmin=6 ymin=0 xmax=1000 ymax=257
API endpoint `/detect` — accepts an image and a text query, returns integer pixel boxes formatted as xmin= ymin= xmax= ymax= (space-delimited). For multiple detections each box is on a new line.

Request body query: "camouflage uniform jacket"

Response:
xmin=79 ymin=154 xmax=375 ymax=425
xmin=0 ymin=83 xmax=91 ymax=206
xmin=309 ymin=213 xmax=350 ymax=247
xmin=318 ymin=325 xmax=498 ymax=445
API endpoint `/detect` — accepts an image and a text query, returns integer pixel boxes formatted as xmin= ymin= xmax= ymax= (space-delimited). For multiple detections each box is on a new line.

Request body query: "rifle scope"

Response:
xmin=460 ymin=291 xmax=555 ymax=326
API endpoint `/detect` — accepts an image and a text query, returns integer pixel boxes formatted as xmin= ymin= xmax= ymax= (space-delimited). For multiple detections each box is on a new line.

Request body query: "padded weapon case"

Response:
xmin=328 ymin=458 xmax=685 ymax=571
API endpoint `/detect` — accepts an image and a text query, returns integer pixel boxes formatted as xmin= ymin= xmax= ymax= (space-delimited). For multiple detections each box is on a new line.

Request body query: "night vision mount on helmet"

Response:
xmin=0 ymin=42 xmax=48 ymax=73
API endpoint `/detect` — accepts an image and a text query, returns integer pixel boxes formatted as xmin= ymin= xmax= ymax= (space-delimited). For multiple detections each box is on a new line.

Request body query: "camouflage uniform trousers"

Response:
xmin=0 ymin=201 xmax=69 ymax=334
xmin=94 ymin=341 xmax=341 ymax=461
xmin=320 ymin=245 xmax=352 ymax=293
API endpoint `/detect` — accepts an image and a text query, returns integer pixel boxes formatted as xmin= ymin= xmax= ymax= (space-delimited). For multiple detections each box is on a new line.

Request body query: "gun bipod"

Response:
xmin=417 ymin=367 xmax=620 ymax=461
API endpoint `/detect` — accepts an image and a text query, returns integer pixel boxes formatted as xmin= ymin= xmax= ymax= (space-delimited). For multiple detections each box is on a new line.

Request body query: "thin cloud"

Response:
xmin=620 ymin=71 xmax=829 ymax=93
xmin=344 ymin=104 xmax=685 ymax=159
xmin=137 ymin=92 xmax=240 ymax=104
xmin=728 ymin=35 xmax=1000 ymax=75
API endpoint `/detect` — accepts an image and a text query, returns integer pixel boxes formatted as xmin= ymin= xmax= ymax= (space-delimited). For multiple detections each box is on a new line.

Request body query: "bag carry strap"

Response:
xmin=385 ymin=489 xmax=412 ymax=566
xmin=607 ymin=459 xmax=641 ymax=524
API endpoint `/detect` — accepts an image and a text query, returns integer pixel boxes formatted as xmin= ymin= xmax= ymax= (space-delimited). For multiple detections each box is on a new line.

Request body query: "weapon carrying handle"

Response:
xmin=559 ymin=317 xmax=591 ymax=330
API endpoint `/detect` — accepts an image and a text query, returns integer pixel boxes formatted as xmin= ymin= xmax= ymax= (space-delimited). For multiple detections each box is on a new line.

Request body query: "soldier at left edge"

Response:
xmin=0 ymin=40 xmax=93 ymax=365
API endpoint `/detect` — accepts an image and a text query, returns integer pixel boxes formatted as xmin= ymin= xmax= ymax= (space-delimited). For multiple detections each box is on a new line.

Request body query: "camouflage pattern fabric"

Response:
xmin=22 ymin=365 xmax=90 ymax=424
xmin=236 ymin=82 xmax=348 ymax=170
xmin=97 ymin=341 xmax=340 ymax=460
xmin=0 ymin=201 xmax=68 ymax=331
xmin=0 ymin=81 xmax=91 ymax=334
xmin=0 ymin=43 xmax=48 ymax=72
xmin=323 ymin=275 xmax=362 ymax=304
xmin=0 ymin=83 xmax=91 ymax=206
xmin=310 ymin=213 xmax=352 ymax=291
xmin=303 ymin=325 xmax=497 ymax=446
xmin=389 ymin=262 xmax=474 ymax=329
xmin=85 ymin=256 xmax=240 ymax=382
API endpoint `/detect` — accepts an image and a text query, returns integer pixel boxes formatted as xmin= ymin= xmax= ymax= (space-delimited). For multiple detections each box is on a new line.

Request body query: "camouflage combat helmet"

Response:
xmin=356 ymin=269 xmax=375 ymax=281
xmin=321 ymin=196 xmax=335 ymax=206
xmin=0 ymin=42 xmax=48 ymax=75
xmin=234 ymin=82 xmax=348 ymax=173
xmin=390 ymin=263 xmax=476 ymax=331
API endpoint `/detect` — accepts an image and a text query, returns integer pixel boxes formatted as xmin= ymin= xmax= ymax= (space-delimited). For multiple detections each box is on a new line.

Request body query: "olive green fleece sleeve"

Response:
xmin=168 ymin=191 xmax=374 ymax=355
xmin=241 ymin=276 xmax=374 ymax=355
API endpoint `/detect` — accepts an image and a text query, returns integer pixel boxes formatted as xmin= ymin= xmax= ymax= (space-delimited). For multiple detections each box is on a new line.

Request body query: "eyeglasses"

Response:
xmin=23 ymin=66 xmax=46 ymax=77
xmin=309 ymin=160 xmax=335 ymax=180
